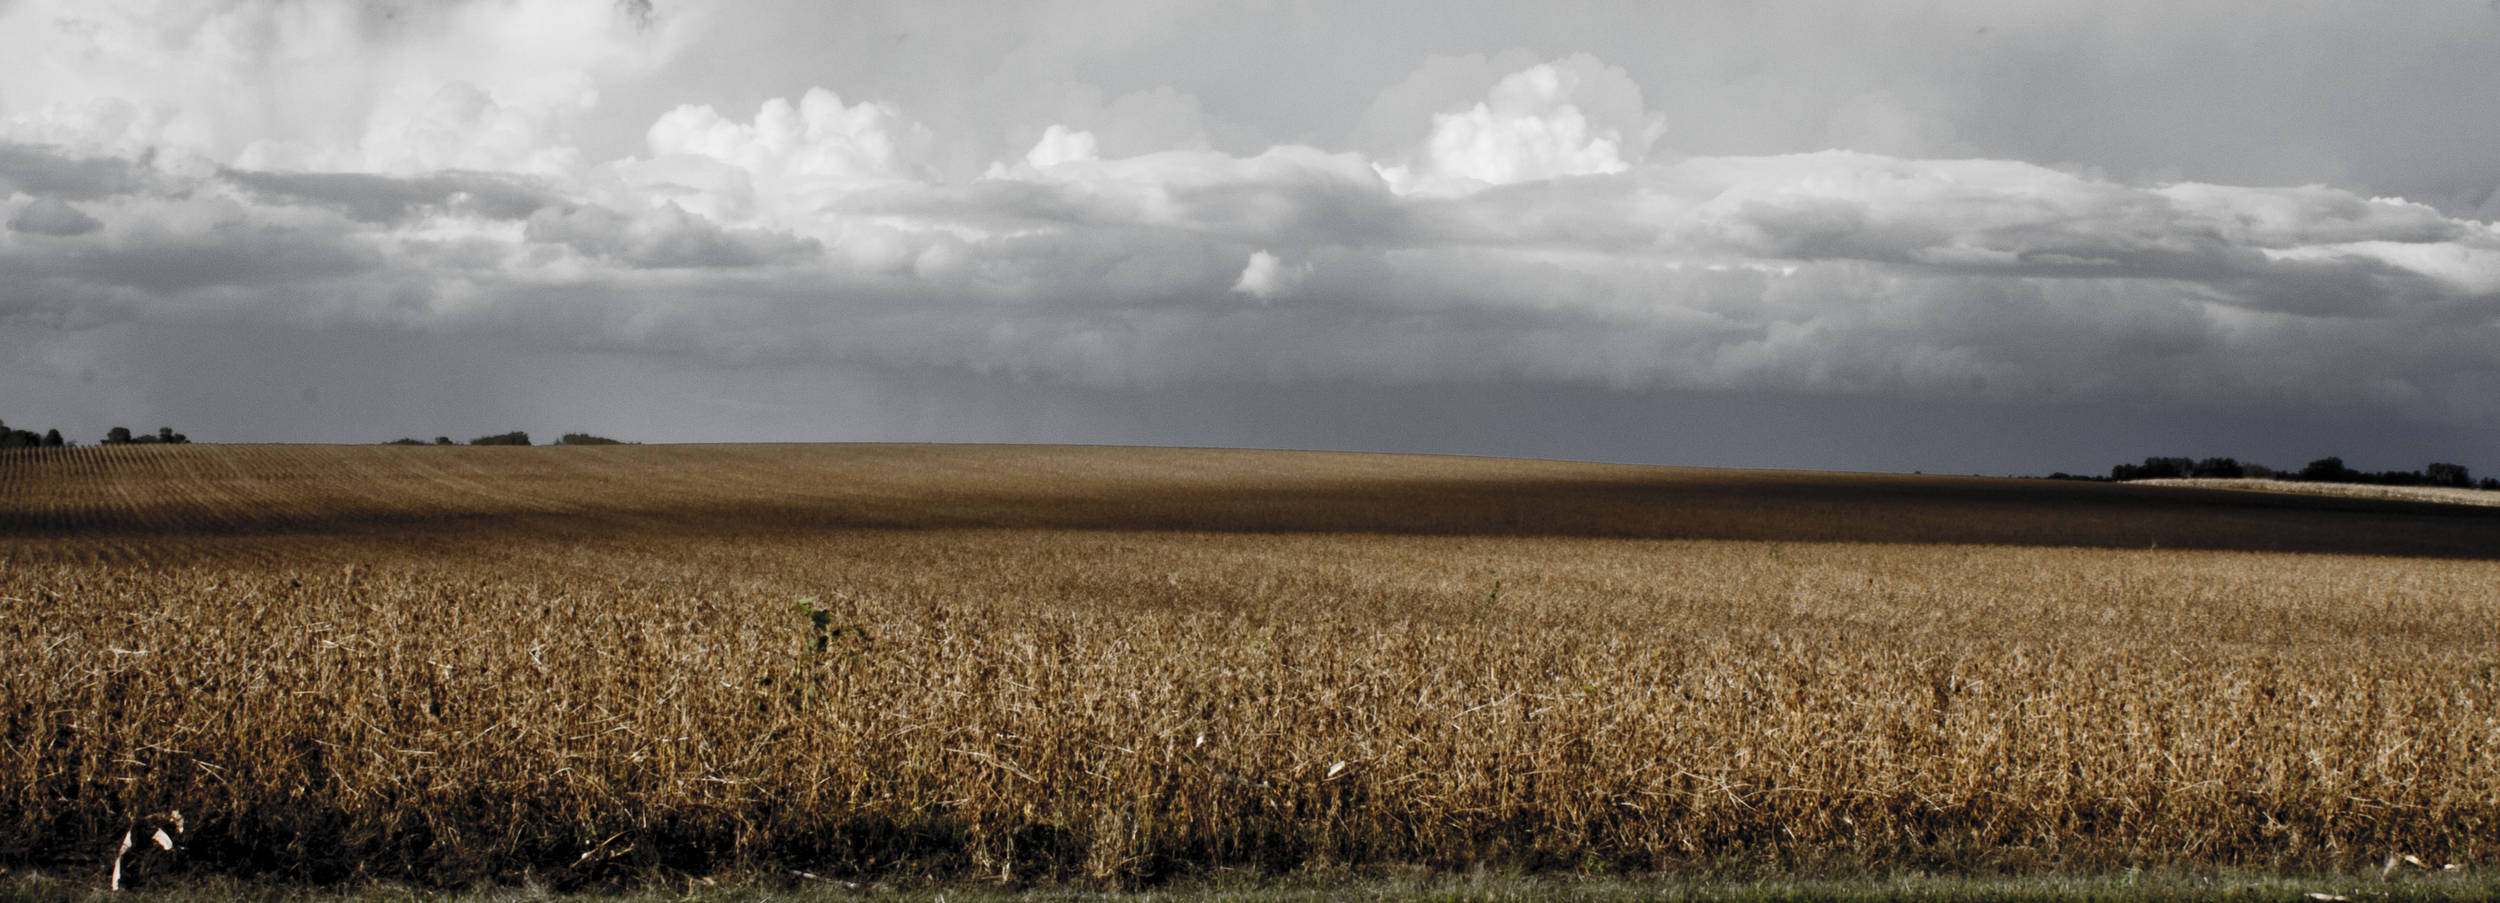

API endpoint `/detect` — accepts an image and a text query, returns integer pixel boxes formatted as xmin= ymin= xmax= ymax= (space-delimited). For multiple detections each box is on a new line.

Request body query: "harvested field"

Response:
xmin=2132 ymin=476 xmax=2500 ymax=509
xmin=3 ymin=443 xmax=2499 ymax=885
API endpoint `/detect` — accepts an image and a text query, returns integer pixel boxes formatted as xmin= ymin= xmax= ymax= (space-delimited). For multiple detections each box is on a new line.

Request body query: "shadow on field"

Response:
xmin=710 ymin=473 xmax=2500 ymax=560
xmin=4 ymin=444 xmax=2497 ymax=559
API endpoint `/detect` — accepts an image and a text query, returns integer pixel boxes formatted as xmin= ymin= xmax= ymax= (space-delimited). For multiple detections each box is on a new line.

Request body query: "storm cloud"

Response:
xmin=3 ymin=0 xmax=2496 ymax=474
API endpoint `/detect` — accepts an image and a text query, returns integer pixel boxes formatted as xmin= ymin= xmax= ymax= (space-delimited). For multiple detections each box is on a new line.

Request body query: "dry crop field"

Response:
xmin=4 ymin=443 xmax=2500 ymax=887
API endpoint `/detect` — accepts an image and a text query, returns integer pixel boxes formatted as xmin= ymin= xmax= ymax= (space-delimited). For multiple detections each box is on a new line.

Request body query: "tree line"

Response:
xmin=382 ymin=432 xmax=624 ymax=447
xmin=2054 ymin=456 xmax=2497 ymax=490
xmin=2 ymin=419 xmax=624 ymax=450
xmin=0 ymin=418 xmax=64 ymax=448
xmin=0 ymin=418 xmax=190 ymax=448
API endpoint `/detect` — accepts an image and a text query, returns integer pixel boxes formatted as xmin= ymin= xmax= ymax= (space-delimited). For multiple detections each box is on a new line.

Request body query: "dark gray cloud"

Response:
xmin=47 ymin=225 xmax=382 ymax=296
xmin=222 ymin=169 xmax=557 ymax=224
xmin=523 ymin=202 xmax=821 ymax=269
xmin=0 ymin=143 xmax=145 ymax=199
xmin=8 ymin=133 xmax=2496 ymax=427
xmin=8 ymin=197 xmax=102 ymax=236
xmin=615 ymin=0 xmax=655 ymax=29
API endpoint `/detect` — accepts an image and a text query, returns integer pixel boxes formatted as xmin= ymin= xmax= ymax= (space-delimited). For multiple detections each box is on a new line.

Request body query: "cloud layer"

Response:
xmin=4 ymin=0 xmax=2498 ymax=464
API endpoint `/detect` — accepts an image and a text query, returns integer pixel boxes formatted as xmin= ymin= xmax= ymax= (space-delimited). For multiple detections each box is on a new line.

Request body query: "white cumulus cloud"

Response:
xmin=621 ymin=87 xmax=935 ymax=236
xmin=1381 ymin=55 xmax=1663 ymax=196
xmin=1024 ymin=125 xmax=1101 ymax=169
xmin=1230 ymin=250 xmax=1309 ymax=300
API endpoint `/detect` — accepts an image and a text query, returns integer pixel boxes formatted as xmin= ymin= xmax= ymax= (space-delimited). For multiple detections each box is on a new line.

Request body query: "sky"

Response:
xmin=5 ymin=0 xmax=2500 ymax=476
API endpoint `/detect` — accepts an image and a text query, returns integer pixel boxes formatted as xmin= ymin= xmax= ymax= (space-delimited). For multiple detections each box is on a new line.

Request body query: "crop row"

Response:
xmin=6 ymin=517 xmax=2497 ymax=883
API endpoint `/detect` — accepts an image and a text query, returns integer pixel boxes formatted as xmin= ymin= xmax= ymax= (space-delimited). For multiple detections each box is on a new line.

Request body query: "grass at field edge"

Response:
xmin=7 ymin=868 xmax=2498 ymax=903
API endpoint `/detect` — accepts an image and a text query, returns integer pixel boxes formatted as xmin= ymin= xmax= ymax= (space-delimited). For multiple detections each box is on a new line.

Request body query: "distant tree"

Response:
xmin=2297 ymin=457 xmax=2357 ymax=482
xmin=2369 ymin=468 xmax=2423 ymax=487
xmin=558 ymin=432 xmax=624 ymax=445
xmin=434 ymin=437 xmax=454 ymax=446
xmin=2190 ymin=457 xmax=2244 ymax=478
xmin=104 ymin=426 xmax=133 ymax=445
xmin=43 ymin=429 xmax=62 ymax=447
xmin=156 ymin=427 xmax=188 ymax=444
xmin=2482 ymin=477 xmax=2500 ymax=491
xmin=2112 ymin=456 xmax=2194 ymax=481
xmin=2243 ymin=462 xmax=2278 ymax=480
xmin=470 ymin=431 xmax=531 ymax=446
xmin=2425 ymin=462 xmax=2472 ymax=488
xmin=384 ymin=438 xmax=428 ymax=446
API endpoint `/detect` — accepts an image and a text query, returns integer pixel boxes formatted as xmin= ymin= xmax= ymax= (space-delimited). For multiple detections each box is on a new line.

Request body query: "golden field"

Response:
xmin=3 ymin=443 xmax=2499 ymax=885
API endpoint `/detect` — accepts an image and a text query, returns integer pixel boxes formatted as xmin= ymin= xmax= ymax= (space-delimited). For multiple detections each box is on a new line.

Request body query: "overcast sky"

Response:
xmin=6 ymin=0 xmax=2500 ymax=475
